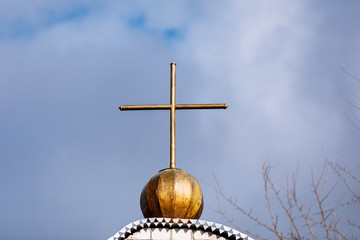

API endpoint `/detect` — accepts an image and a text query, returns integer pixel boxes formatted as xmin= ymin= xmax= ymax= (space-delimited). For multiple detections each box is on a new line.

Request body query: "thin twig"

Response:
xmin=292 ymin=188 xmax=317 ymax=239
xmin=333 ymin=209 xmax=341 ymax=240
xmin=214 ymin=207 xmax=268 ymax=240
xmin=319 ymin=157 xmax=334 ymax=197
xmin=210 ymin=173 xmax=277 ymax=235
xmin=346 ymin=99 xmax=360 ymax=110
xmin=345 ymin=112 xmax=360 ymax=131
xmin=263 ymin=164 xmax=282 ymax=239
xmin=335 ymin=163 xmax=360 ymax=184
xmin=327 ymin=161 xmax=359 ymax=199
xmin=286 ymin=168 xmax=301 ymax=239
xmin=343 ymin=220 xmax=360 ymax=230
xmin=312 ymin=167 xmax=330 ymax=240
xmin=308 ymin=215 xmax=347 ymax=239
xmin=268 ymin=167 xmax=301 ymax=239
xmin=341 ymin=66 xmax=360 ymax=82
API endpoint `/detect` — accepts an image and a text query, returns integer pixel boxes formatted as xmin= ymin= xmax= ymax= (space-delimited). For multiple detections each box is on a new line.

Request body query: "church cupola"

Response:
xmin=109 ymin=62 xmax=253 ymax=240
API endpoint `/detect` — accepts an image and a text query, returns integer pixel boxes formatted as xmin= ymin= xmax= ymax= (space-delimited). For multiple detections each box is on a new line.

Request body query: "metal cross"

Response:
xmin=120 ymin=62 xmax=227 ymax=169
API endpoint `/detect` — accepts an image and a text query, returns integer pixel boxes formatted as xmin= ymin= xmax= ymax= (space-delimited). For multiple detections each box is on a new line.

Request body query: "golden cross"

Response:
xmin=119 ymin=62 xmax=227 ymax=169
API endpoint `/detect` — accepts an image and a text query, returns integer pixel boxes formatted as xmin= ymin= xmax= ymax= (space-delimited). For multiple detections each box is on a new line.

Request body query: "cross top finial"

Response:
xmin=120 ymin=62 xmax=227 ymax=169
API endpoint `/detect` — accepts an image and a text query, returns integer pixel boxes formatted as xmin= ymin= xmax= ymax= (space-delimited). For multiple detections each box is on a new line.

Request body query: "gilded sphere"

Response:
xmin=140 ymin=168 xmax=203 ymax=219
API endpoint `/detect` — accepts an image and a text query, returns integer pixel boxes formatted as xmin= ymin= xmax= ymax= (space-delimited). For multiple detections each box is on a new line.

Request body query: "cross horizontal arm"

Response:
xmin=176 ymin=104 xmax=228 ymax=109
xmin=119 ymin=104 xmax=228 ymax=111
xmin=120 ymin=105 xmax=170 ymax=110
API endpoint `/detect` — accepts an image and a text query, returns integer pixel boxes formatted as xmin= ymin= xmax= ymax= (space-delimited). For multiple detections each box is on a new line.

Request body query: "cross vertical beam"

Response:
xmin=119 ymin=63 xmax=227 ymax=169
xmin=170 ymin=63 xmax=176 ymax=168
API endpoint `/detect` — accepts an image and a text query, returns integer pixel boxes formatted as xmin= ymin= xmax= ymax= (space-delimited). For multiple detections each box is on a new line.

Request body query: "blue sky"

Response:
xmin=1 ymin=1 xmax=360 ymax=239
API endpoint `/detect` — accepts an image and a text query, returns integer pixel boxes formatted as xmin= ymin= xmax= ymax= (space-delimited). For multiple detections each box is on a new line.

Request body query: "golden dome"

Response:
xmin=140 ymin=168 xmax=203 ymax=219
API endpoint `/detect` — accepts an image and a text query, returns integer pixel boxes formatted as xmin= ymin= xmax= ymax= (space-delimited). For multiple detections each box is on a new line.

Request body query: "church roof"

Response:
xmin=108 ymin=218 xmax=253 ymax=240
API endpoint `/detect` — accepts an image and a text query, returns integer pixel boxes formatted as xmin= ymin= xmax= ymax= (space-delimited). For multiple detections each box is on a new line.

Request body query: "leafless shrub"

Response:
xmin=212 ymin=158 xmax=360 ymax=239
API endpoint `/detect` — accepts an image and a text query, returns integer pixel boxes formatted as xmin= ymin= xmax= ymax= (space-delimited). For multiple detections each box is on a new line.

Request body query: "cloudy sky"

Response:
xmin=1 ymin=1 xmax=360 ymax=239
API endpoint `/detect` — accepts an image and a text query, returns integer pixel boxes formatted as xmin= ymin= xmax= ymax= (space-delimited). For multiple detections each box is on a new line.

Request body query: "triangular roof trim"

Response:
xmin=108 ymin=218 xmax=253 ymax=240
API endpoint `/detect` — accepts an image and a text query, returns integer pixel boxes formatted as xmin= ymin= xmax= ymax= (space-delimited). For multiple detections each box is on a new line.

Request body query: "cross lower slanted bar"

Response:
xmin=119 ymin=62 xmax=227 ymax=169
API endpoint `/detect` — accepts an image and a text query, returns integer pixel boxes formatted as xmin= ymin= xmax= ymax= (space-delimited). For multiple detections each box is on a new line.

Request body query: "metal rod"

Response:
xmin=175 ymin=104 xmax=228 ymax=109
xmin=170 ymin=62 xmax=176 ymax=169
xmin=120 ymin=105 xmax=171 ymax=110
xmin=119 ymin=104 xmax=227 ymax=111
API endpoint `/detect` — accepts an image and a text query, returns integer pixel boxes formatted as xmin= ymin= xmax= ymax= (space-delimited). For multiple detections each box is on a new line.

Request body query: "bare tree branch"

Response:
xmin=346 ymin=99 xmax=360 ymax=110
xmin=212 ymin=156 xmax=359 ymax=239
xmin=308 ymin=215 xmax=347 ymax=240
xmin=311 ymin=167 xmax=330 ymax=240
xmin=292 ymin=182 xmax=317 ymax=239
xmin=267 ymin=166 xmax=301 ymax=239
xmin=210 ymin=173 xmax=278 ymax=235
xmin=326 ymin=160 xmax=359 ymax=200
xmin=262 ymin=164 xmax=282 ymax=239
xmin=335 ymin=163 xmax=360 ymax=184
xmin=214 ymin=207 xmax=268 ymax=240
xmin=341 ymin=66 xmax=360 ymax=82
xmin=343 ymin=220 xmax=360 ymax=230
xmin=344 ymin=112 xmax=360 ymax=131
